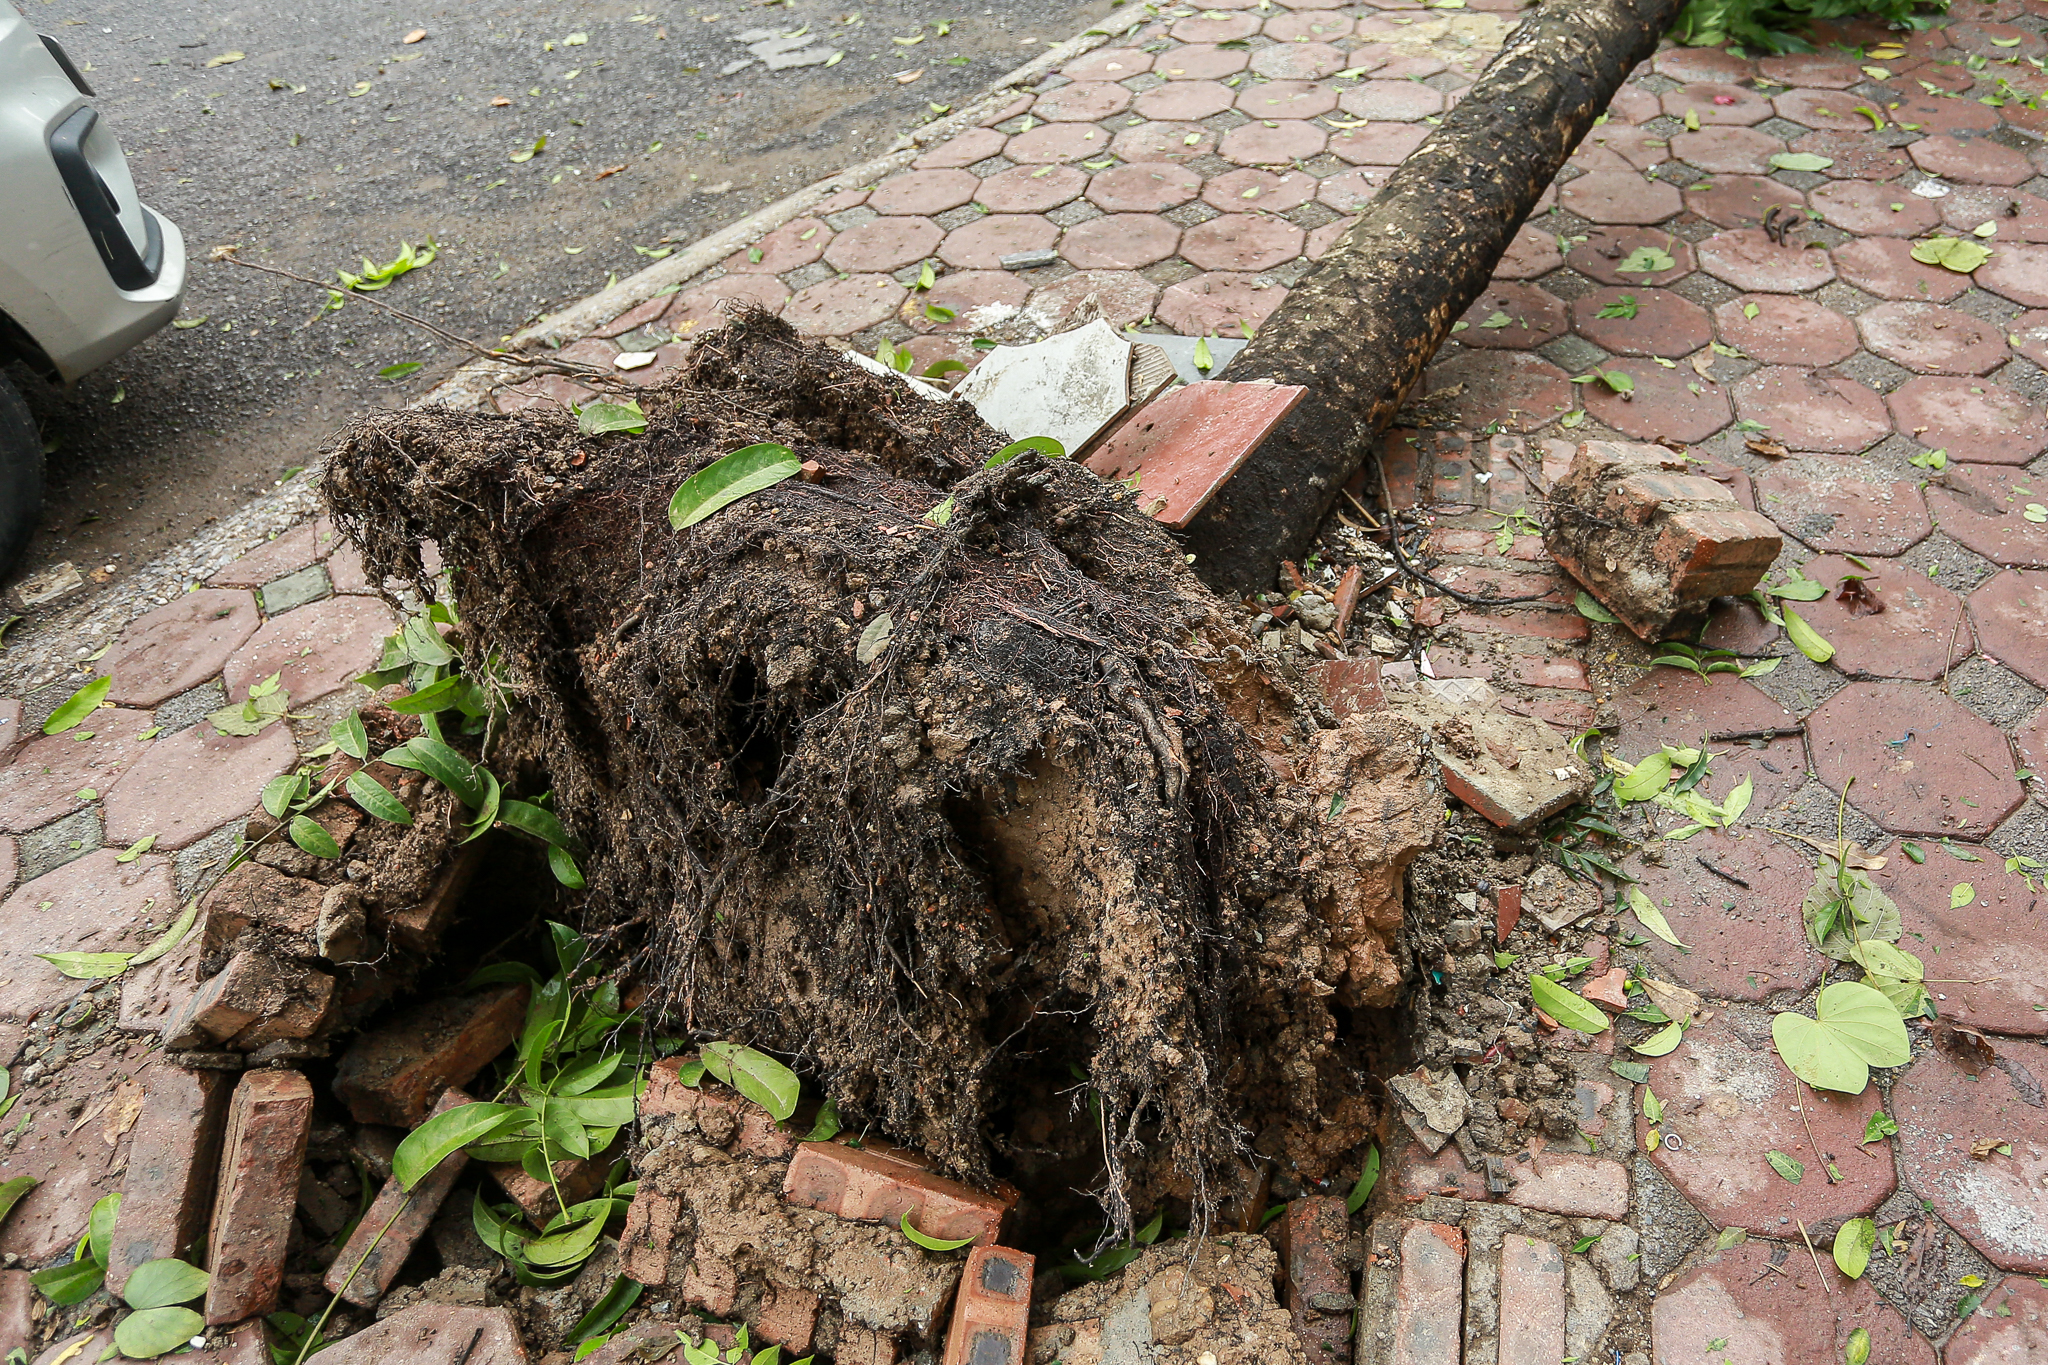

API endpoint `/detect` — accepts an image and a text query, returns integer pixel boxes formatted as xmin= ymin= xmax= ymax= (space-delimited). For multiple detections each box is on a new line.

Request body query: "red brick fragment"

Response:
xmin=1579 ymin=968 xmax=1630 ymax=1012
xmin=0 ymin=1269 xmax=29 ymax=1359
xmin=837 ymin=1326 xmax=901 ymax=1365
xmin=639 ymin=1059 xmax=798 ymax=1160
xmin=107 ymin=1064 xmax=234 ymax=1295
xmin=783 ymin=1141 xmax=1014 ymax=1245
xmin=1277 ymin=1197 xmax=1353 ymax=1364
xmin=332 ymin=983 xmax=529 ymax=1126
xmin=943 ymin=1245 xmax=1035 ymax=1365
xmin=326 ymin=1089 xmax=474 ymax=1305
xmin=1493 ymin=885 xmax=1522 ymax=941
xmin=205 ymin=1069 xmax=315 ymax=1324
xmin=312 ymin=1304 xmax=530 ymax=1362
xmin=161 ymin=950 xmax=336 ymax=1052
xmin=758 ymin=1279 xmax=821 ymax=1355
xmin=619 ymin=1189 xmax=683 ymax=1285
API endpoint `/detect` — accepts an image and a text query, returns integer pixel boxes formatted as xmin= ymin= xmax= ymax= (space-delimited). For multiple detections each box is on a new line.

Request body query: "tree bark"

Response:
xmin=1182 ymin=0 xmax=1688 ymax=595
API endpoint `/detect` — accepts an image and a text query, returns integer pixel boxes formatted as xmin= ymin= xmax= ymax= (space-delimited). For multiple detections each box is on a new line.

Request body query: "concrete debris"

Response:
xmin=1383 ymin=676 xmax=1592 ymax=831
xmin=730 ymin=28 xmax=842 ymax=71
xmin=1030 ymin=1234 xmax=1306 ymax=1365
xmin=954 ymin=320 xmax=1134 ymax=460
xmin=1388 ymin=1068 xmax=1472 ymax=1140
xmin=1543 ymin=440 xmax=1781 ymax=643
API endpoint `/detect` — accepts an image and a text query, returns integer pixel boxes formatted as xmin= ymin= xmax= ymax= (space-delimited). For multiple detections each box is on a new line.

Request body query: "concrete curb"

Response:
xmin=418 ymin=7 xmax=1144 ymax=410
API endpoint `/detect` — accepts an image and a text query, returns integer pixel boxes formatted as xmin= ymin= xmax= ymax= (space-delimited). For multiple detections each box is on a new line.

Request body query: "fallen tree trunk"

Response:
xmin=323 ymin=314 xmax=1437 ymax=1234
xmin=1182 ymin=0 xmax=1689 ymax=594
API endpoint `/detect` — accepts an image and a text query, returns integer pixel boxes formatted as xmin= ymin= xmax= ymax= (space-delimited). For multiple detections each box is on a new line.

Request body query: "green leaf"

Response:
xmin=1627 ymin=886 xmax=1690 ymax=949
xmin=399 ymin=737 xmax=486 ymax=808
xmin=524 ymin=1210 xmax=608 ymax=1267
xmin=669 ymin=443 xmax=803 ymax=530
xmin=289 ymin=815 xmax=342 ymax=859
xmin=334 ymin=711 xmax=372 ymax=760
xmin=1632 ymin=1022 xmax=1685 ymax=1056
xmin=805 ymin=1098 xmax=843 ymax=1143
xmin=1738 ymin=657 xmax=1781 ymax=679
xmin=1767 ymin=1149 xmax=1804 ymax=1183
xmin=260 ymin=773 xmax=302 ymax=820
xmin=113 ymin=1305 xmax=205 ymax=1358
xmin=1950 ymin=882 xmax=1975 ymax=909
xmin=1845 ymin=1326 xmax=1871 ymax=1365
xmin=120 ymin=1259 xmax=210 ymax=1310
xmin=31 ymin=1257 xmax=104 ymax=1306
xmin=985 ymin=435 xmax=1065 ymax=470
xmin=1783 ymin=605 xmax=1835 ymax=663
xmin=0 ymin=1176 xmax=37 ymax=1230
xmin=386 ymin=674 xmax=468 ymax=714
xmin=1833 ymin=1218 xmax=1876 ymax=1279
xmin=90 ymin=1191 xmax=119 ymax=1265
xmin=1850 ymin=940 xmax=1923 ymax=982
xmin=347 ymin=770 xmax=415 ymax=825
xmin=1616 ymin=246 xmax=1675 ymax=275
xmin=1770 ymin=151 xmax=1834 ymax=171
xmin=1574 ymin=591 xmax=1619 ymax=624
xmin=499 ymin=799 xmax=576 ymax=850
xmin=1528 ymin=974 xmax=1611 ymax=1034
xmin=1722 ymin=776 xmax=1753 ymax=825
xmin=1909 ymin=236 xmax=1993 ymax=274
xmin=548 ymin=844 xmax=586 ymax=889
xmin=378 ymin=362 xmax=425 ymax=379
xmin=1345 ymin=1146 xmax=1380 ymax=1215
xmin=35 ymin=952 xmax=132 ymax=979
xmin=129 ymin=898 xmax=199 ymax=969
xmin=900 ymin=1209 xmax=975 ymax=1251
xmin=43 ymin=677 xmax=110 ymax=735
xmin=568 ymin=1276 xmax=643 ymax=1347
xmin=393 ymin=1102 xmax=525 ymax=1189
xmin=463 ymin=769 xmax=503 ymax=845
xmin=700 ymin=1042 xmax=801 ymax=1121
xmin=577 ymin=399 xmax=649 ymax=436
xmin=1771 ymin=981 xmax=1912 ymax=1094
xmin=1613 ymin=751 xmax=1673 ymax=803
xmin=1801 ymin=863 xmax=1902 ymax=962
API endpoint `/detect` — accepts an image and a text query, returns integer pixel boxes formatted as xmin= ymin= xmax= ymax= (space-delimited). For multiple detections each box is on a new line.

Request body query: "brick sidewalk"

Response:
xmin=6 ymin=0 xmax=2048 ymax=1358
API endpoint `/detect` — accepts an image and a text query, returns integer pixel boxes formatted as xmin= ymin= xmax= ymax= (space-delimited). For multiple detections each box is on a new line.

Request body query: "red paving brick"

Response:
xmin=1972 ymin=567 xmax=2048 ymax=688
xmin=1109 ymin=120 xmax=1217 ymax=163
xmin=1651 ymin=1237 xmax=1934 ymax=1365
xmin=1887 ymin=376 xmax=2048 ymax=466
xmin=666 ymin=276 xmax=792 ymax=338
xmin=1734 ymin=368 xmax=1891 ymax=453
xmin=1570 ymin=286 xmax=1711 ymax=357
xmin=1149 ymin=43 xmax=1243 ymax=79
xmin=1580 ymin=363 xmax=1733 ymax=445
xmin=332 ymin=984 xmax=530 ymax=1127
xmin=1811 ymin=179 xmax=1943 ymax=236
xmin=1806 ymin=682 xmax=2023 ymax=838
xmin=1783 ymin=554 xmax=1972 ymax=681
xmin=783 ymin=1141 xmax=1014 ymax=1245
xmin=106 ymin=1063 xmax=232 ymax=1296
xmin=1909 ymin=133 xmax=2035 ymax=185
xmin=1669 ymin=125 xmax=1785 ymax=174
xmin=1237 ymin=80 xmax=1338 ymax=121
xmin=1622 ymin=830 xmax=1826 ymax=1001
xmin=1712 ymin=295 xmax=1858 ymax=365
xmin=1943 ymin=188 xmax=2048 ymax=242
xmin=1871 ymin=854 xmax=2047 ymax=1036
xmin=1684 ymin=174 xmax=1806 ymax=230
xmin=205 ymin=1069 xmax=314 ymax=1324
xmin=1612 ymin=671 xmax=1806 ymax=812
xmin=1502 ymin=1152 xmax=1629 ymax=1218
xmin=1856 ymin=301 xmax=2012 ymax=375
xmin=1945 ymin=1275 xmax=2048 ymax=1363
xmin=1456 ymin=284 xmax=1567 ymax=350
xmin=1084 ymin=379 xmax=1306 ymax=527
xmin=1058 ymin=214 xmax=1181 ymax=270
xmin=0 ymin=848 xmax=178 ymax=1024
xmin=1830 ymin=235 xmax=1974 ymax=301
xmin=723 ymin=218 xmax=831 ymax=274
xmin=1568 ymin=228 xmax=1695 ymax=287
xmin=0 ymin=704 xmax=154 ymax=834
xmin=1029 ymin=81 xmax=1130 ymax=123
xmin=1204 ymin=167 xmax=1315 ymax=213
xmin=1892 ymin=1040 xmax=2048 ymax=1273
xmin=1328 ymin=121 xmax=1429 ymax=166
xmin=103 ymin=590 xmax=261 ymax=708
xmin=1370 ymin=1220 xmax=1465 ymax=1365
xmin=209 ymin=524 xmax=319 ymax=589
xmin=314 ymin=1306 xmax=531 ymax=1363
xmin=1178 ymin=214 xmax=1301 ymax=272
xmin=1662 ymin=81 xmax=1774 ymax=125
xmin=1977 ymin=242 xmax=2048 ymax=308
xmin=1561 ymin=171 xmax=1683 ymax=225
xmin=102 ymin=719 xmax=296 ymax=851
xmin=1929 ymin=466 xmax=2048 ymax=568
xmin=941 ymin=1246 xmax=1033 ymax=1365
xmin=1752 ymin=460 xmax=1931 ymax=557
xmin=1695 ymin=229 xmax=1836 ymax=292
xmin=1155 ymin=273 xmax=1288 ymax=336
xmin=221 ymin=596 xmax=395 ymax=705
xmin=1495 ymin=223 xmax=1564 ymax=280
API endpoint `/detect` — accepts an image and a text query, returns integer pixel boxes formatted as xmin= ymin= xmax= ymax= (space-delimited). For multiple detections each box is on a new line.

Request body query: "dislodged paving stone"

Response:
xmin=1887 ymin=376 xmax=2048 ymax=466
xmin=332 ymin=983 xmax=531 ymax=1126
xmin=1893 ymin=1038 xmax=2048 ymax=1273
xmin=1624 ymin=830 xmax=1826 ymax=1001
xmin=107 ymin=1062 xmax=233 ymax=1295
xmin=314 ymin=1305 xmax=530 ymax=1363
xmin=783 ymin=1140 xmax=1014 ymax=1246
xmin=1501 ymin=1151 xmax=1629 ymax=1219
xmin=1946 ymin=1274 xmax=2048 ymax=1362
xmin=1808 ymin=682 xmax=2023 ymax=838
xmin=941 ymin=1245 xmax=1033 ymax=1365
xmin=102 ymin=719 xmax=296 ymax=851
xmin=1778 ymin=554 xmax=1972 ymax=681
xmin=1651 ymin=1236 xmax=1934 ymax=1364
xmin=205 ymin=1068 xmax=314 ymax=1324
xmin=1871 ymin=855 xmax=2047 ymax=1036
xmin=0 ymin=705 xmax=154 ymax=834
xmin=1084 ymin=379 xmax=1306 ymax=528
xmin=1971 ymin=568 xmax=2048 ymax=690
xmin=221 ymin=596 xmax=397 ymax=704
xmin=1752 ymin=459 xmax=1932 ymax=557
xmin=1359 ymin=1219 xmax=1465 ymax=1365
xmin=1637 ymin=1011 xmax=1893 ymax=1234
xmin=0 ymin=848 xmax=177 ymax=1025
xmin=102 ymin=590 xmax=261 ymax=708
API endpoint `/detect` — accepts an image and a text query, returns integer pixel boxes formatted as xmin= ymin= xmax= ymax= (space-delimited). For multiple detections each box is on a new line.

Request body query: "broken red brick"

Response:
xmin=619 ymin=1189 xmax=683 ymax=1285
xmin=1084 ymin=380 xmax=1309 ymax=527
xmin=326 ymin=1089 xmax=475 ymax=1306
xmin=835 ymin=1327 xmax=901 ymax=1365
xmin=1493 ymin=885 xmax=1523 ymax=941
xmin=639 ymin=1060 xmax=798 ymax=1160
xmin=783 ymin=1141 xmax=1014 ymax=1246
xmin=757 ymin=1279 xmax=821 ymax=1355
xmin=1276 ymin=1197 xmax=1354 ymax=1364
xmin=942 ymin=1245 xmax=1035 ymax=1365
xmin=681 ymin=1258 xmax=740 ymax=1318
xmin=0 ymin=1269 xmax=29 ymax=1359
xmin=1543 ymin=440 xmax=1782 ymax=642
xmin=161 ymin=950 xmax=336 ymax=1052
xmin=1579 ymin=968 xmax=1630 ymax=1012
xmin=107 ymin=1063 xmax=234 ymax=1296
xmin=332 ymin=983 xmax=529 ymax=1126
xmin=310 ymin=1304 xmax=531 ymax=1362
xmin=204 ymin=1069 xmax=315 ymax=1324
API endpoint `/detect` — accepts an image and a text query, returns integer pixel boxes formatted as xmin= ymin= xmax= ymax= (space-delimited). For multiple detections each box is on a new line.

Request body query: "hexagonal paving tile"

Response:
xmin=1494 ymin=222 xmax=1564 ymax=280
xmin=1561 ymin=171 xmax=1683 ymax=225
xmin=0 ymin=849 xmax=178 ymax=1025
xmin=1734 ymin=368 xmax=1891 ymax=453
xmin=1456 ymin=284 xmax=1567 ymax=350
xmin=1945 ymin=1276 xmax=2048 ymax=1364
xmin=1336 ymin=80 xmax=1443 ymax=120
xmin=782 ymin=274 xmax=910 ymax=334
xmin=1612 ymin=670 xmax=1807 ymax=818
xmin=1059 ymin=47 xmax=1151 ymax=80
xmin=1806 ymin=682 xmax=2022 ymax=838
xmin=1684 ymin=175 xmax=1805 ymax=229
xmin=1155 ymin=273 xmax=1288 ymax=335
xmin=1150 ymin=43 xmax=1246 ymax=80
xmin=1567 ymin=228 xmax=1695 ymax=286
xmin=1696 ymin=229 xmax=1836 ymax=292
xmin=913 ymin=128 xmax=1005 ymax=169
xmin=1263 ymin=10 xmax=1350 ymax=41
xmin=1978 ymin=242 xmax=2048 ymax=308
xmin=1570 ymin=286 xmax=1712 ymax=357
xmin=1856 ymin=301 xmax=2012 ymax=376
xmin=1636 ymin=1011 xmax=1892 ymax=1232
xmin=1085 ymin=163 xmax=1202 ymax=213
xmin=1810 ymin=180 xmax=1942 ymax=236
xmin=1651 ymin=1237 xmax=1933 ymax=1365
xmin=0 ymin=706 xmax=154 ymax=835
xmin=1759 ymin=51 xmax=1864 ymax=87
xmin=1327 ymin=121 xmax=1429 ymax=166
xmin=1579 ymin=122 xmax=1672 ymax=172
xmin=1170 ymin=11 xmax=1259 ymax=42
xmin=1712 ymin=295 xmax=1859 ymax=365
xmin=1670 ymin=125 xmax=1785 ymax=173
xmin=1006 ymin=121 xmax=1105 ymax=164
xmin=1030 ymin=81 xmax=1132 ymax=123
xmin=1829 ymin=236 xmax=1972 ymax=301
xmin=1780 ymin=554 xmax=1972 ymax=680
xmin=1203 ymin=167 xmax=1315 ymax=212
xmin=1887 ymin=376 xmax=2048 ymax=466
xmin=1218 ymin=118 xmax=1327 ymax=165
xmin=1941 ymin=187 xmax=2048 ymax=243
xmin=1870 ymin=854 xmax=2047 ymax=1036
xmin=1655 ymin=46 xmax=1755 ymax=82
xmin=1772 ymin=86 xmax=1883 ymax=131
xmin=1132 ymin=79 xmax=1235 ymax=122
xmin=1909 ymin=133 xmax=2035 ymax=186
xmin=823 ymin=217 xmax=943 ymax=273
xmin=1971 ymin=568 xmax=2048 ymax=688
xmin=1110 ymin=120 xmax=1217 ymax=163
xmin=1424 ymin=351 xmax=1574 ymax=433
xmin=1661 ymin=81 xmax=1773 ymax=126
xmin=1017 ymin=271 xmax=1158 ymax=331
xmin=722 ymin=216 xmax=832 ymax=274
xmin=1883 ymin=89 xmax=2002 ymax=135
xmin=938 ymin=216 xmax=1059 ymax=270
xmin=209 ymin=524 xmax=317 ymax=589
xmin=1582 ymin=363 xmax=1734 ymax=443
xmin=1249 ymin=41 xmax=1346 ymax=81
xmin=867 ymin=169 xmax=980 ymax=217
xmin=102 ymin=589 xmax=261 ymax=709
xmin=1059 ymin=213 xmax=1182 ymax=270
xmin=1927 ymin=465 xmax=2048 ymax=568
xmin=1176 ymin=214 xmax=1301 ymax=272
xmin=2015 ymin=310 xmax=2048 ymax=369
xmin=666 ymin=276 xmax=792 ymax=341
xmin=103 ymin=719 xmax=297 ymax=851
xmin=1788 ymin=128 xmax=1911 ymax=180
xmin=1235 ymin=79 xmax=1338 ymax=120
xmin=223 ymin=596 xmax=398 ymax=706
xmin=907 ymin=271 xmax=1030 ymax=333
xmin=976 ymin=162 xmax=1088 ymax=214
xmin=1892 ymin=1040 xmax=2048 ymax=1273
xmin=1949 ymin=17 xmax=2048 ymax=57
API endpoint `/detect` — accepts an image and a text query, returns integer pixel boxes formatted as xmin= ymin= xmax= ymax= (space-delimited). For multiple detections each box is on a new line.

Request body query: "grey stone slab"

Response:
xmin=259 ymin=563 xmax=333 ymax=616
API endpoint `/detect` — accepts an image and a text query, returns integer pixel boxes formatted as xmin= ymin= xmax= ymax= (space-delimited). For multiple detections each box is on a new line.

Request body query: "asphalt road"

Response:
xmin=7 ymin=0 xmax=1113 ymax=597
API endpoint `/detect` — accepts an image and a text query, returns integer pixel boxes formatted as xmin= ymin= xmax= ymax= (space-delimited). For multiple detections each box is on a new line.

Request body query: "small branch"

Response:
xmin=1706 ymin=726 xmax=1805 ymax=742
xmin=1384 ymin=515 xmax=1560 ymax=608
xmin=1794 ymin=1218 xmax=1834 ymax=1294
xmin=1695 ymin=857 xmax=1750 ymax=889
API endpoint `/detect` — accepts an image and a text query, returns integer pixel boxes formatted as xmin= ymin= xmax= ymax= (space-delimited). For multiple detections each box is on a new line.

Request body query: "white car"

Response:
xmin=0 ymin=3 xmax=186 ymax=577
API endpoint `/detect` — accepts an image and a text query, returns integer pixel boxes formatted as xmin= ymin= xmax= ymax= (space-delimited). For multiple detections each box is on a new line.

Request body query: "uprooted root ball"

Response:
xmin=323 ymin=310 xmax=1432 ymax=1230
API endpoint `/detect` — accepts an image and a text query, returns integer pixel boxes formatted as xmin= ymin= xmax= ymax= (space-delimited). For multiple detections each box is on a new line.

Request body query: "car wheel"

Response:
xmin=0 ymin=371 xmax=43 ymax=582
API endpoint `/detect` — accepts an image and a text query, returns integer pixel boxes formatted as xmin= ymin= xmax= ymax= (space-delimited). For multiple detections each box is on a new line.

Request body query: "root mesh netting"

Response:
xmin=324 ymin=312 xmax=1423 ymax=1230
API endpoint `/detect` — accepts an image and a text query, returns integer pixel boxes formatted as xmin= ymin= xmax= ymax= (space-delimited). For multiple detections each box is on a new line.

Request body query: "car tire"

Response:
xmin=0 ymin=371 xmax=43 ymax=583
